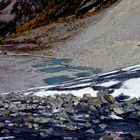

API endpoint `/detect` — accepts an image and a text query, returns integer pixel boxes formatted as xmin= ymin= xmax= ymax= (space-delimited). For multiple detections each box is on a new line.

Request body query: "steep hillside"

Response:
xmin=53 ymin=0 xmax=140 ymax=72
xmin=0 ymin=0 xmax=117 ymax=36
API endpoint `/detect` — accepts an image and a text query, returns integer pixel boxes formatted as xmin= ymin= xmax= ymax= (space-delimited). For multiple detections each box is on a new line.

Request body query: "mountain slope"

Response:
xmin=0 ymin=0 xmax=82 ymax=36
xmin=54 ymin=0 xmax=140 ymax=72
xmin=0 ymin=0 xmax=118 ymax=36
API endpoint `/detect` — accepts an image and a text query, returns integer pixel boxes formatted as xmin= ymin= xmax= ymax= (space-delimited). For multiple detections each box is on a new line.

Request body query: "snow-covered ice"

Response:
xmin=3 ymin=64 xmax=140 ymax=99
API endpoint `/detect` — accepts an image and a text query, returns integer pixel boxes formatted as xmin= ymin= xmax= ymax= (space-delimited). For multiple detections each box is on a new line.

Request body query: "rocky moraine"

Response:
xmin=0 ymin=89 xmax=140 ymax=140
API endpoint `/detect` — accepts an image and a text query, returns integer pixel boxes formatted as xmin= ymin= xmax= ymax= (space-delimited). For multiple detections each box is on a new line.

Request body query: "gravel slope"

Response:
xmin=54 ymin=0 xmax=140 ymax=72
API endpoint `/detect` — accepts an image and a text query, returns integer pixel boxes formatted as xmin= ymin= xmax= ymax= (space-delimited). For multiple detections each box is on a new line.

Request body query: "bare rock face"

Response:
xmin=0 ymin=0 xmax=50 ymax=36
xmin=0 ymin=0 xmax=16 ymax=35
xmin=76 ymin=0 xmax=117 ymax=14
xmin=0 ymin=0 xmax=83 ymax=36
xmin=0 ymin=0 xmax=11 ymax=10
xmin=0 ymin=0 xmax=16 ymax=22
xmin=0 ymin=0 xmax=117 ymax=36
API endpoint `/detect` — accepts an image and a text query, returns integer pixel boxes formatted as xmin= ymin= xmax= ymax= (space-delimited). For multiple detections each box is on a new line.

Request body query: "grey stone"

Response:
xmin=73 ymin=100 xmax=80 ymax=106
xmin=63 ymin=94 xmax=73 ymax=103
xmin=0 ymin=51 xmax=7 ymax=55
xmin=80 ymin=101 xmax=88 ymax=107
xmin=41 ymin=128 xmax=53 ymax=135
xmin=130 ymin=132 xmax=140 ymax=139
xmin=25 ymin=122 xmax=33 ymax=128
xmin=9 ymin=104 xmax=19 ymax=112
xmin=98 ymin=123 xmax=107 ymax=129
xmin=71 ymin=96 xmax=80 ymax=106
xmin=89 ymin=106 xmax=97 ymax=112
xmin=0 ymin=108 xmax=9 ymax=116
xmin=33 ymin=123 xmax=39 ymax=130
xmin=0 ymin=101 xmax=4 ymax=107
xmin=134 ymin=105 xmax=140 ymax=111
xmin=97 ymin=90 xmax=109 ymax=98
xmin=87 ymin=97 xmax=102 ymax=106
xmin=19 ymin=104 xmax=27 ymax=111
xmin=110 ymin=132 xmax=124 ymax=140
xmin=84 ymin=122 xmax=92 ymax=128
xmin=66 ymin=107 xmax=74 ymax=114
xmin=63 ymin=102 xmax=73 ymax=108
xmin=10 ymin=112 xmax=19 ymax=117
xmin=125 ymin=97 xmax=137 ymax=107
xmin=82 ymin=93 xmax=92 ymax=101
xmin=100 ymin=115 xmax=106 ymax=120
xmin=0 ymin=122 xmax=5 ymax=128
xmin=114 ymin=137 xmax=124 ymax=140
xmin=54 ymin=111 xmax=68 ymax=122
xmin=40 ymin=132 xmax=48 ymax=138
xmin=66 ymin=123 xmax=77 ymax=131
xmin=7 ymin=123 xmax=15 ymax=127
xmin=92 ymin=119 xmax=100 ymax=124
xmin=57 ymin=97 xmax=64 ymax=108
xmin=33 ymin=117 xmax=51 ymax=124
xmin=84 ymin=114 xmax=90 ymax=118
xmin=49 ymin=97 xmax=58 ymax=109
xmin=113 ymin=107 xmax=124 ymax=115
xmin=137 ymin=111 xmax=140 ymax=116
xmin=1 ymin=129 xmax=10 ymax=134
xmin=4 ymin=103 xmax=9 ymax=108
xmin=99 ymin=135 xmax=113 ymax=140
xmin=86 ymin=129 xmax=95 ymax=134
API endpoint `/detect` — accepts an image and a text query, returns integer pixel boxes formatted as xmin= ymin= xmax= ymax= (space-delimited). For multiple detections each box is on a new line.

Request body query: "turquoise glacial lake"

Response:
xmin=33 ymin=58 xmax=102 ymax=85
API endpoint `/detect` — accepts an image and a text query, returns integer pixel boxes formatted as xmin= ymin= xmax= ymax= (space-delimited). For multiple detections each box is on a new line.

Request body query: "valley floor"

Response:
xmin=0 ymin=0 xmax=140 ymax=92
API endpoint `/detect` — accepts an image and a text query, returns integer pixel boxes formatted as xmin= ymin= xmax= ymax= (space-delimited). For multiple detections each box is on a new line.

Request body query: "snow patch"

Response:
xmin=109 ymin=114 xmax=123 ymax=120
xmin=0 ymin=136 xmax=15 ymax=140
xmin=112 ymin=78 xmax=140 ymax=98
xmin=97 ymin=80 xmax=120 ymax=87
xmin=122 ymin=64 xmax=140 ymax=71
xmin=99 ymin=70 xmax=119 ymax=76
xmin=34 ymin=87 xmax=97 ymax=98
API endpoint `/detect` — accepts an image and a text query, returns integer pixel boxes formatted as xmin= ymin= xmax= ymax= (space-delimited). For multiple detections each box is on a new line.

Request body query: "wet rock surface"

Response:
xmin=0 ymin=90 xmax=140 ymax=139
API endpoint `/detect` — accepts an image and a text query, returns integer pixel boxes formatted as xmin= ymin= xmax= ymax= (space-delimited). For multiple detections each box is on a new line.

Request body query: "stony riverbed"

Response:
xmin=0 ymin=90 xmax=140 ymax=140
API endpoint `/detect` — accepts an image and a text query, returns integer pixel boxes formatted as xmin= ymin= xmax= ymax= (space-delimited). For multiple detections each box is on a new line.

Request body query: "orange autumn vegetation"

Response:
xmin=11 ymin=2 xmax=65 ymax=37
xmin=0 ymin=36 xmax=4 ymax=41
xmin=11 ymin=0 xmax=116 ymax=37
